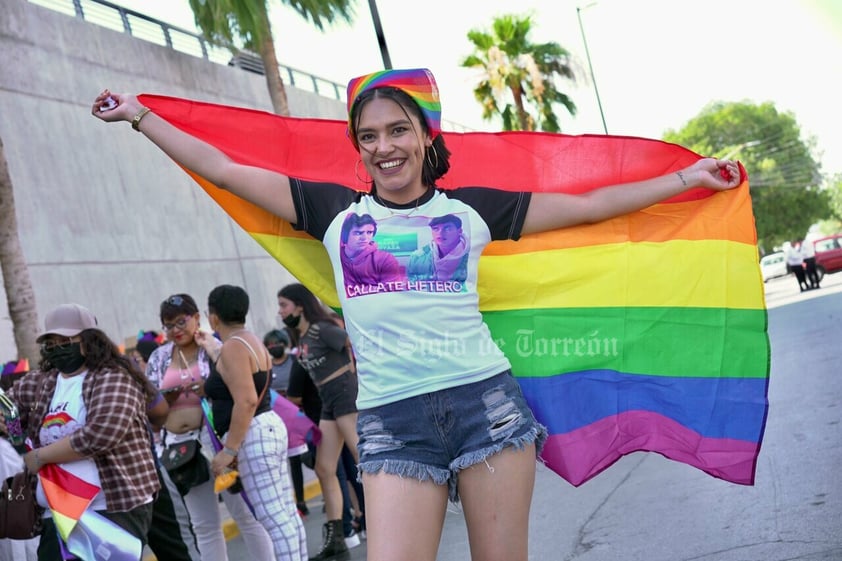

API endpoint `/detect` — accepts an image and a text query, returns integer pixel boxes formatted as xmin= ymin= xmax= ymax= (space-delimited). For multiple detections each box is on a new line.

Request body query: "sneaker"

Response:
xmin=344 ymin=530 xmax=361 ymax=549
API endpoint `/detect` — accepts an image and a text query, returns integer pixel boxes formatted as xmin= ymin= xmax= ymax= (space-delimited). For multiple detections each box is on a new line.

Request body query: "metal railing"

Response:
xmin=27 ymin=0 xmax=473 ymax=131
xmin=27 ymin=0 xmax=346 ymax=101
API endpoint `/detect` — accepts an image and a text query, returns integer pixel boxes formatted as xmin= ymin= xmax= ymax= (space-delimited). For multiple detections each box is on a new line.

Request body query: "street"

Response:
xmin=226 ymin=271 xmax=842 ymax=560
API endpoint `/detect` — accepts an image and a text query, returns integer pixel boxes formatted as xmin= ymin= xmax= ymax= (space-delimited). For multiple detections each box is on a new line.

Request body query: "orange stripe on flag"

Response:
xmin=40 ymin=477 xmax=95 ymax=520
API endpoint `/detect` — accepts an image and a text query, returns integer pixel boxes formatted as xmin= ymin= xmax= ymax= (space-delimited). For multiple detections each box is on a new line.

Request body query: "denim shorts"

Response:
xmin=318 ymin=370 xmax=358 ymax=421
xmin=356 ymin=370 xmax=547 ymax=502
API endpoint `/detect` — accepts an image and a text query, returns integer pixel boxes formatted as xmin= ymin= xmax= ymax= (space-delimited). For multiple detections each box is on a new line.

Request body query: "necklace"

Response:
xmin=177 ymin=348 xmax=196 ymax=383
xmin=374 ymin=189 xmax=427 ymax=218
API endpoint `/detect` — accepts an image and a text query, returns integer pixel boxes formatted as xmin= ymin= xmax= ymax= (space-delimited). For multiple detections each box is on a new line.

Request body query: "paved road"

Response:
xmin=227 ymin=272 xmax=842 ymax=560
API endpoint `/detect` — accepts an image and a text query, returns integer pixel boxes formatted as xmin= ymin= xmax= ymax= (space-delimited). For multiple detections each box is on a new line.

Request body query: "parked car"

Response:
xmin=760 ymin=251 xmax=789 ymax=282
xmin=812 ymin=234 xmax=842 ymax=280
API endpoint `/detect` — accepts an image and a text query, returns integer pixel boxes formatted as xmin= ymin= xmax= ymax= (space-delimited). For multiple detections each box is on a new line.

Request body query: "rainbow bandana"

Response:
xmin=346 ymin=68 xmax=442 ymax=147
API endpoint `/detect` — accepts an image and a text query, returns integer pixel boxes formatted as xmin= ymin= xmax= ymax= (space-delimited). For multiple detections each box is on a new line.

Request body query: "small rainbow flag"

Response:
xmin=139 ymin=95 xmax=769 ymax=486
xmin=39 ymin=464 xmax=142 ymax=560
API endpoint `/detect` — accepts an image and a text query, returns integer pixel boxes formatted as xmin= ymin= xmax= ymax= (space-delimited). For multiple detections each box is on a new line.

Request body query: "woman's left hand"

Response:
xmin=685 ymin=158 xmax=742 ymax=191
xmin=211 ymin=450 xmax=236 ymax=476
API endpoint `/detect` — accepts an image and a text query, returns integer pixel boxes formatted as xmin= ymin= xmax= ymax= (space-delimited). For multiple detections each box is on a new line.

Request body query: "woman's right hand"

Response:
xmin=91 ymin=90 xmax=143 ymax=123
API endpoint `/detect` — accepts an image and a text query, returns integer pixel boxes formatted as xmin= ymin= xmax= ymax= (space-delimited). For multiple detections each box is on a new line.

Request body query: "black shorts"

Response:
xmin=318 ymin=370 xmax=358 ymax=421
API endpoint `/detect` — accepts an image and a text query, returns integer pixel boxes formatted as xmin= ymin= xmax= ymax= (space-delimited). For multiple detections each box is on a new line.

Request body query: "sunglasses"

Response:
xmin=40 ymin=338 xmax=75 ymax=352
xmin=162 ymin=316 xmax=191 ymax=332
xmin=165 ymin=295 xmax=185 ymax=306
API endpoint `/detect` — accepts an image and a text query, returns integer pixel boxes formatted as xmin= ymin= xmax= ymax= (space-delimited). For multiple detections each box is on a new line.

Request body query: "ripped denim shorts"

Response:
xmin=356 ymin=370 xmax=547 ymax=502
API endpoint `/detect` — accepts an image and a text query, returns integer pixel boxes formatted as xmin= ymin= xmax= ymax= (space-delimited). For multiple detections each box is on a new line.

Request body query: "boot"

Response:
xmin=308 ymin=519 xmax=349 ymax=561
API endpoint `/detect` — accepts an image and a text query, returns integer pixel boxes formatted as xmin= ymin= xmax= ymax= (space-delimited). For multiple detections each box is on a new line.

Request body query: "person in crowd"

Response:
xmin=264 ymin=328 xmax=312 ymax=517
xmin=801 ymin=238 xmax=821 ymax=289
xmin=137 ymin=343 xmax=203 ymax=561
xmin=786 ymin=240 xmax=809 ymax=291
xmin=203 ymin=284 xmax=307 ymax=560
xmin=407 ymin=213 xmax=469 ymax=282
xmin=1 ymin=367 xmax=38 ymax=561
xmin=284 ymin=339 xmax=322 ymax=484
xmin=6 ymin=303 xmax=159 ymax=560
xmin=265 ymin=328 xmax=294 ymax=395
xmin=92 ymin=66 xmax=741 ymax=561
xmin=145 ymin=294 xmax=275 ymax=561
xmin=132 ymin=330 xmax=163 ymax=373
xmin=278 ymin=283 xmax=359 ymax=561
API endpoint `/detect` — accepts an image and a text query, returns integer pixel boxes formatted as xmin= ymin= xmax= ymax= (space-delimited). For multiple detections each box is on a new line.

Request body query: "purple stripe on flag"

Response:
xmin=540 ymin=410 xmax=762 ymax=486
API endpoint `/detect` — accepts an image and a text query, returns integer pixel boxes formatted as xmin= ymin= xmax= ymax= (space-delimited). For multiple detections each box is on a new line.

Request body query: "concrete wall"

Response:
xmin=0 ymin=0 xmax=346 ymax=359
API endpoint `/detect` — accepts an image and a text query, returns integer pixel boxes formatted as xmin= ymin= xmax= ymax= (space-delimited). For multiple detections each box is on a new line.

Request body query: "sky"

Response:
xmin=113 ymin=0 xmax=842 ymax=177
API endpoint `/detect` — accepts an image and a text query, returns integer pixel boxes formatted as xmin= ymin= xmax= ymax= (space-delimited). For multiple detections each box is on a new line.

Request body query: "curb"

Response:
xmin=143 ymin=479 xmax=321 ymax=561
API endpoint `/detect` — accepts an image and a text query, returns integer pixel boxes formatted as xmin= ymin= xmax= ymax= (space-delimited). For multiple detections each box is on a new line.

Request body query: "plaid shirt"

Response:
xmin=11 ymin=367 xmax=159 ymax=512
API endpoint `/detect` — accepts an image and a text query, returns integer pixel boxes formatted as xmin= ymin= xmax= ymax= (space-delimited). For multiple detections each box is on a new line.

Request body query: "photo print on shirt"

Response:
xmin=339 ymin=211 xmax=471 ymax=298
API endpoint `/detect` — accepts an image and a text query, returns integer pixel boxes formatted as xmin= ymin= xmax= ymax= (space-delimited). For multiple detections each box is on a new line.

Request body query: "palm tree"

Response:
xmin=0 ymin=136 xmax=40 ymax=364
xmin=188 ymin=0 xmax=355 ymax=116
xmin=462 ymin=14 xmax=577 ymax=132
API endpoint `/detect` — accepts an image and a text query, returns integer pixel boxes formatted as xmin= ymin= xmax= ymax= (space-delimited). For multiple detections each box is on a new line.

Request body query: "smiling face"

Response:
xmin=162 ymin=313 xmax=199 ymax=347
xmin=355 ymin=96 xmax=430 ymax=204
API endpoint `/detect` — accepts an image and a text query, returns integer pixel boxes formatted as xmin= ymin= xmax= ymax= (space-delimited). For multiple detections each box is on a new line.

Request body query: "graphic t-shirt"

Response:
xmin=36 ymin=371 xmax=107 ymax=512
xmin=298 ymin=321 xmax=352 ymax=385
xmin=290 ymin=180 xmax=531 ymax=408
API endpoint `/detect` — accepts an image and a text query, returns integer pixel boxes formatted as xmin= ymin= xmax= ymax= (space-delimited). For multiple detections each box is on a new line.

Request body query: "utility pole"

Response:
xmin=368 ymin=0 xmax=392 ymax=70
xmin=577 ymin=4 xmax=608 ymax=134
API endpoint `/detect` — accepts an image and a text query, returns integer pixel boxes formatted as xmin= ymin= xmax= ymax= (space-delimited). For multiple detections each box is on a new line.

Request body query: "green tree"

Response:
xmin=188 ymin=0 xmax=354 ymax=116
xmin=0 ymin=136 xmax=40 ymax=364
xmin=663 ymin=101 xmax=831 ymax=252
xmin=816 ymin=173 xmax=842 ymax=235
xmin=461 ymin=14 xmax=577 ymax=132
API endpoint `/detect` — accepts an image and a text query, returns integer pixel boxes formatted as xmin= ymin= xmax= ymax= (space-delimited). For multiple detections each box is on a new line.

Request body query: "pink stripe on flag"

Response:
xmin=541 ymin=410 xmax=762 ymax=486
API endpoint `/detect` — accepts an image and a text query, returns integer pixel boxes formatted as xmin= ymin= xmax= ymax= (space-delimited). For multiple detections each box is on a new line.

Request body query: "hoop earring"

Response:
xmin=355 ymin=159 xmax=373 ymax=184
xmin=425 ymin=144 xmax=440 ymax=169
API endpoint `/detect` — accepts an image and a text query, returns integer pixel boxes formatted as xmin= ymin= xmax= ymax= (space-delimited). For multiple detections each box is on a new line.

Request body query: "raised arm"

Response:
xmin=91 ymin=90 xmax=296 ymax=224
xmin=522 ymin=158 xmax=741 ymax=235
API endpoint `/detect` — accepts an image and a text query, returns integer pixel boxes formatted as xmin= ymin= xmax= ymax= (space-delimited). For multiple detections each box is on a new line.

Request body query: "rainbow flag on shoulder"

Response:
xmin=139 ymin=95 xmax=769 ymax=486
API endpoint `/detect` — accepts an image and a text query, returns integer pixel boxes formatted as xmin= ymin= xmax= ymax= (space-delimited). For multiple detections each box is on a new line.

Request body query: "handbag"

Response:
xmin=0 ymin=469 xmax=43 ymax=539
xmin=160 ymin=439 xmax=210 ymax=496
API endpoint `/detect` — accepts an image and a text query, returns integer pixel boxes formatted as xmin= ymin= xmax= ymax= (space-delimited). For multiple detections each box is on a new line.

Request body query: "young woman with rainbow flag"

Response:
xmin=92 ymin=68 xmax=744 ymax=561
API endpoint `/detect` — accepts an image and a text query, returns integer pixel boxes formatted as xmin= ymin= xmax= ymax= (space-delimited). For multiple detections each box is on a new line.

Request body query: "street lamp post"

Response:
xmin=368 ymin=0 xmax=392 ymax=70
xmin=576 ymin=4 xmax=608 ymax=134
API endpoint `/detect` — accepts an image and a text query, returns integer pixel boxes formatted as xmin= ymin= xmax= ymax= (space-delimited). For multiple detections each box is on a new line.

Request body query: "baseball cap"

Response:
xmin=36 ymin=303 xmax=98 ymax=342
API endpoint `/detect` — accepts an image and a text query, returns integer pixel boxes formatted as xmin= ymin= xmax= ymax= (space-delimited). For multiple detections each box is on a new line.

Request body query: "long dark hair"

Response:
xmin=277 ymin=284 xmax=334 ymax=325
xmin=350 ymin=87 xmax=451 ymax=187
xmin=39 ymin=328 xmax=157 ymax=403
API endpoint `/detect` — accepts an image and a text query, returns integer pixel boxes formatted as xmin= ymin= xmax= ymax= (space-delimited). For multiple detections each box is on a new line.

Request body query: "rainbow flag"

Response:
xmin=39 ymin=464 xmax=142 ymax=560
xmin=139 ymin=95 xmax=769 ymax=486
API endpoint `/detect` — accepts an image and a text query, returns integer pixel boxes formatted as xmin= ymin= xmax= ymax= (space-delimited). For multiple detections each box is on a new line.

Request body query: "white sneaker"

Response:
xmin=344 ymin=530 xmax=361 ymax=549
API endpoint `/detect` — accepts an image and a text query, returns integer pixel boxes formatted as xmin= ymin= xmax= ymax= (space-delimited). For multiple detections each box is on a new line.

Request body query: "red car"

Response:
xmin=812 ymin=234 xmax=842 ymax=280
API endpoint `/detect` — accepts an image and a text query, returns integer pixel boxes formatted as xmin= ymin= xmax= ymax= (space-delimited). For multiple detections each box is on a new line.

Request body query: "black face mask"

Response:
xmin=282 ymin=314 xmax=301 ymax=329
xmin=42 ymin=342 xmax=86 ymax=374
xmin=267 ymin=345 xmax=286 ymax=359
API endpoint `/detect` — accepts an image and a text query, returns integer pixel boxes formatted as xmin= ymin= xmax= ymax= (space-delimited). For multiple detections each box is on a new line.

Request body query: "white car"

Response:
xmin=760 ymin=252 xmax=789 ymax=282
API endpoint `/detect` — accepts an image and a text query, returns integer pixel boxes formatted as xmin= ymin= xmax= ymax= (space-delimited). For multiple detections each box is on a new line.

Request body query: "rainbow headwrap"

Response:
xmin=346 ymin=68 xmax=442 ymax=147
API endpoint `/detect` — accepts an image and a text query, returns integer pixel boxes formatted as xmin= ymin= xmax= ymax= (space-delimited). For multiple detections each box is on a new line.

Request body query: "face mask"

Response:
xmin=282 ymin=314 xmax=301 ymax=329
xmin=43 ymin=342 xmax=86 ymax=374
xmin=267 ymin=345 xmax=286 ymax=359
